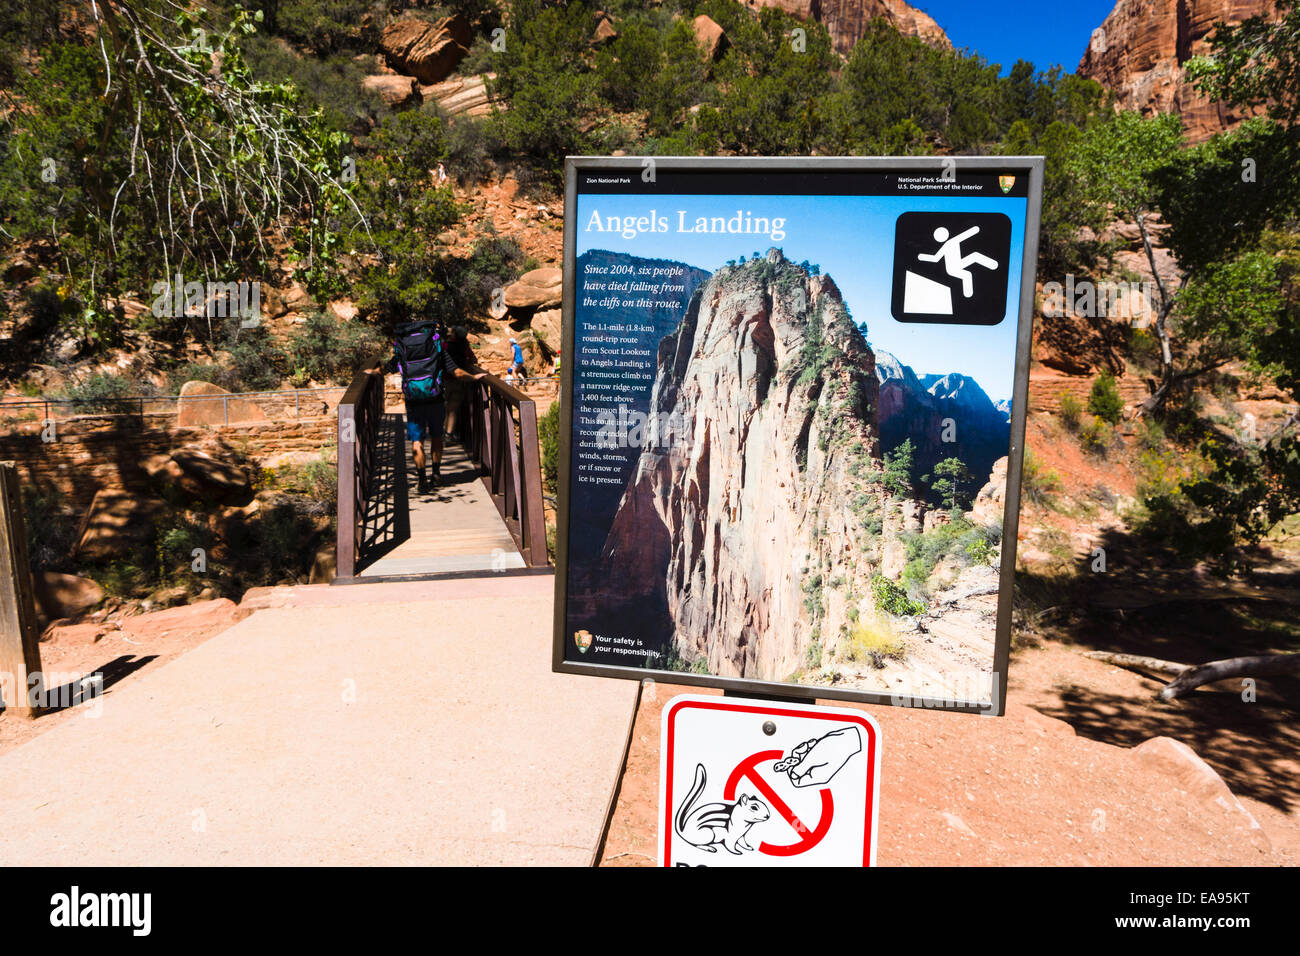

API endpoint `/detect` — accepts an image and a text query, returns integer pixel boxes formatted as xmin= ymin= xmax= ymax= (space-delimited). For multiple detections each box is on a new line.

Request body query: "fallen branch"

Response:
xmin=1084 ymin=650 xmax=1300 ymax=701
xmin=1083 ymin=651 xmax=1190 ymax=677
xmin=1159 ymin=653 xmax=1300 ymax=701
xmin=934 ymin=584 xmax=1000 ymax=607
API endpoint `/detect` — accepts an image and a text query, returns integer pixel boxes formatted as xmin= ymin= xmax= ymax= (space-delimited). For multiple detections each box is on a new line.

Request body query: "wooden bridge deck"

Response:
xmin=354 ymin=413 xmax=525 ymax=578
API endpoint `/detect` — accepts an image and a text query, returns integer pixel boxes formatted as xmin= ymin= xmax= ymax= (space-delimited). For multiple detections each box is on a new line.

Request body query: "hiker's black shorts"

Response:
xmin=405 ymin=401 xmax=445 ymax=443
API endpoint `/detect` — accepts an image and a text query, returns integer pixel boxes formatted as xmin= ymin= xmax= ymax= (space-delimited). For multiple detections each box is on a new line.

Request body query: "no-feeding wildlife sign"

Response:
xmin=554 ymin=157 xmax=1044 ymax=715
xmin=659 ymin=695 xmax=881 ymax=867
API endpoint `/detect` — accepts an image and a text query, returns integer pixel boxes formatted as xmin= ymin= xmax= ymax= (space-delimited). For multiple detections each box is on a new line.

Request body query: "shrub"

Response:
xmin=1088 ymin=369 xmax=1125 ymax=424
xmin=241 ymin=35 xmax=381 ymax=133
xmin=1080 ymin=418 xmax=1111 ymax=456
xmin=22 ymin=486 xmax=77 ymax=571
xmin=226 ymin=326 xmax=287 ymax=392
xmin=256 ymin=501 xmax=316 ymax=583
xmin=1057 ymin=391 xmax=1083 ymax=430
xmin=871 ymin=574 xmax=925 ymax=616
xmin=275 ymin=457 xmax=338 ymax=510
xmin=1126 ymin=325 xmax=1162 ymax=371
xmin=1137 ymin=417 xmax=1166 ymax=451
xmin=1021 ymin=447 xmax=1063 ymax=506
xmin=443 ymin=116 xmax=497 ymax=185
xmin=804 ymin=639 xmax=824 ymax=670
xmin=538 ymin=400 xmax=560 ymax=490
xmin=842 ymin=617 xmax=906 ymax=668
xmin=58 ymin=372 xmax=135 ymax=413
xmin=268 ymin=0 xmax=372 ymax=55
xmin=288 ymin=312 xmax=387 ymax=385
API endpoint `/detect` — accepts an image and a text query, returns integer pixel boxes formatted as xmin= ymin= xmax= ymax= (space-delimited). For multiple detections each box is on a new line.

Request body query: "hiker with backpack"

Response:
xmin=381 ymin=318 xmax=486 ymax=492
xmin=443 ymin=325 xmax=483 ymax=444
xmin=508 ymin=337 xmax=528 ymax=385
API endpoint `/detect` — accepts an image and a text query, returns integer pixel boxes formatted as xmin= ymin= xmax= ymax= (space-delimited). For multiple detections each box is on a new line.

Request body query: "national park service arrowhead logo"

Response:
xmin=574 ymin=629 xmax=593 ymax=653
xmin=998 ymin=175 xmax=1015 ymax=194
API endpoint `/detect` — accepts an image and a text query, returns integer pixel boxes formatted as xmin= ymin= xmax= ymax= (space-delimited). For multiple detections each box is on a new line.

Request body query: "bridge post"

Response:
xmin=0 ymin=462 xmax=42 ymax=718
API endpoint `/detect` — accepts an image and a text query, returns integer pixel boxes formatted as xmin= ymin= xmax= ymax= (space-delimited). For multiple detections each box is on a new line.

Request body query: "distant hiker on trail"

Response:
xmin=552 ymin=348 xmax=562 ymax=394
xmin=443 ymin=325 xmax=483 ymax=444
xmin=379 ymin=318 xmax=485 ymax=493
xmin=508 ymin=337 xmax=528 ymax=385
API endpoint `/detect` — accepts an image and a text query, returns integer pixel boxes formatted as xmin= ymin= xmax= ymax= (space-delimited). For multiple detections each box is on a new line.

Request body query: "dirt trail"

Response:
xmin=601 ymin=677 xmax=1300 ymax=867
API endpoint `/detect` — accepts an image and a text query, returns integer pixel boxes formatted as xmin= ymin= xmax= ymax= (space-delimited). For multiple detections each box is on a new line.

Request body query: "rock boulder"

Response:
xmin=380 ymin=15 xmax=471 ymax=84
xmin=31 ymin=571 xmax=104 ymax=622
xmin=503 ymin=267 xmax=563 ymax=311
xmin=361 ymin=73 xmax=422 ymax=109
xmin=177 ymin=380 xmax=267 ymax=426
xmin=693 ymin=15 xmax=729 ymax=60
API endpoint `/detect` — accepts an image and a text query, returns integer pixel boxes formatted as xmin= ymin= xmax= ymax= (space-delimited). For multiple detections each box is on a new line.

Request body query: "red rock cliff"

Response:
xmin=1077 ymin=0 xmax=1281 ymax=141
xmin=742 ymin=0 xmax=951 ymax=54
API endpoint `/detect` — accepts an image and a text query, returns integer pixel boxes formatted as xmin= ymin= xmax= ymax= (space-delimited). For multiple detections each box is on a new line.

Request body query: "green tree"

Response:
xmin=1069 ymin=112 xmax=1185 ymax=410
xmin=1087 ymin=369 xmax=1125 ymax=425
xmin=351 ymin=111 xmax=461 ymax=325
xmin=694 ymin=5 xmax=835 ymax=155
xmin=926 ymin=457 xmax=973 ymax=511
xmin=0 ymin=3 xmax=355 ymax=339
xmin=487 ymin=0 xmax=599 ymax=182
xmin=882 ymin=438 xmax=916 ymax=498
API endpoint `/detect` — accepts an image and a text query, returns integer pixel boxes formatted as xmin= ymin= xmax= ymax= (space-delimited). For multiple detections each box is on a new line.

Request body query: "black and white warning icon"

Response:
xmin=891 ymin=211 xmax=1012 ymax=325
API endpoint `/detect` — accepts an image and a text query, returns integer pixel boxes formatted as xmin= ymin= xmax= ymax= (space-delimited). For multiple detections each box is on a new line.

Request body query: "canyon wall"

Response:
xmin=1078 ymin=0 xmax=1280 ymax=142
xmin=741 ymin=0 xmax=951 ymax=54
xmin=597 ymin=249 xmax=886 ymax=681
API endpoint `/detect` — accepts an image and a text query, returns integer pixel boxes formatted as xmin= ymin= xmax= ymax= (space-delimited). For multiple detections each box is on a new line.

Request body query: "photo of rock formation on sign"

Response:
xmin=570 ymin=248 xmax=1015 ymax=703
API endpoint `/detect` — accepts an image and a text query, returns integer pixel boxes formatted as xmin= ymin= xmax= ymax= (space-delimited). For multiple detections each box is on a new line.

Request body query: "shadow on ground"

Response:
xmin=1017 ymin=524 xmax=1300 ymax=813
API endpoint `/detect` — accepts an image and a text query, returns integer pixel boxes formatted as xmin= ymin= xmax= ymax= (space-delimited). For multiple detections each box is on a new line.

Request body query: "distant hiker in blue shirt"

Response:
xmin=509 ymin=337 xmax=529 ymax=385
xmin=381 ymin=318 xmax=485 ymax=492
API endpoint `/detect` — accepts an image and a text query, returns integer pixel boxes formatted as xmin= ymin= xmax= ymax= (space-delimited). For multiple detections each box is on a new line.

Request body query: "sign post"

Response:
xmin=554 ymin=156 xmax=1043 ymax=865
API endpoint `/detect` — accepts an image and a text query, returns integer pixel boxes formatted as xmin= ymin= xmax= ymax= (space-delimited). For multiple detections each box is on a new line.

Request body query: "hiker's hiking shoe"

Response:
xmin=417 ymin=472 xmax=429 ymax=493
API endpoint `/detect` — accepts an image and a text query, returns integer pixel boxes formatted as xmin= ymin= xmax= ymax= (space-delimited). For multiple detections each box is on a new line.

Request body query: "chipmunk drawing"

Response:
xmin=674 ymin=763 xmax=770 ymax=854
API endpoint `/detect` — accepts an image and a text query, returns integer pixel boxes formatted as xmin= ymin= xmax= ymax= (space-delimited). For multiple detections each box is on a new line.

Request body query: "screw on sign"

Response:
xmin=659 ymin=695 xmax=881 ymax=867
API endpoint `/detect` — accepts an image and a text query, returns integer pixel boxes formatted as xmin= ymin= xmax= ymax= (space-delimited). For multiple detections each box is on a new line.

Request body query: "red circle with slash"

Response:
xmin=723 ymin=750 xmax=833 ymax=855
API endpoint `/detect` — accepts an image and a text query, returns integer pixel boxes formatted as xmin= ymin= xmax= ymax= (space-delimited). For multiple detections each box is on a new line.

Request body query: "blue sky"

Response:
xmin=915 ymin=1 xmax=1118 ymax=75
xmin=575 ymin=193 xmax=1027 ymax=402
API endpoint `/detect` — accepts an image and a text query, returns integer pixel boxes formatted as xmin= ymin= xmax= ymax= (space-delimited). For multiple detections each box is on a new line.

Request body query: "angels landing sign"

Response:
xmin=553 ymin=156 xmax=1044 ymax=715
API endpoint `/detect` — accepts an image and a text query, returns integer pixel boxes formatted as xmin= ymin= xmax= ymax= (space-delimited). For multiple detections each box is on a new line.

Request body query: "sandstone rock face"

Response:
xmin=1078 ymin=0 xmax=1280 ymax=143
xmin=177 ymin=380 xmax=267 ymax=426
xmin=422 ymin=73 xmax=494 ymax=117
xmin=31 ymin=571 xmax=104 ymax=622
xmin=971 ymin=456 xmax=1008 ymax=526
xmin=599 ymin=250 xmax=884 ymax=680
xmin=380 ymin=15 xmax=472 ymax=84
xmin=741 ymin=0 xmax=951 ymax=54
xmin=361 ymin=73 xmax=421 ymax=109
xmin=503 ymin=267 xmax=563 ymax=310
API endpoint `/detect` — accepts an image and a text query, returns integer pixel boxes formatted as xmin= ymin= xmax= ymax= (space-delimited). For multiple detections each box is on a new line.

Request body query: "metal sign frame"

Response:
xmin=552 ymin=155 xmax=1045 ymax=716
